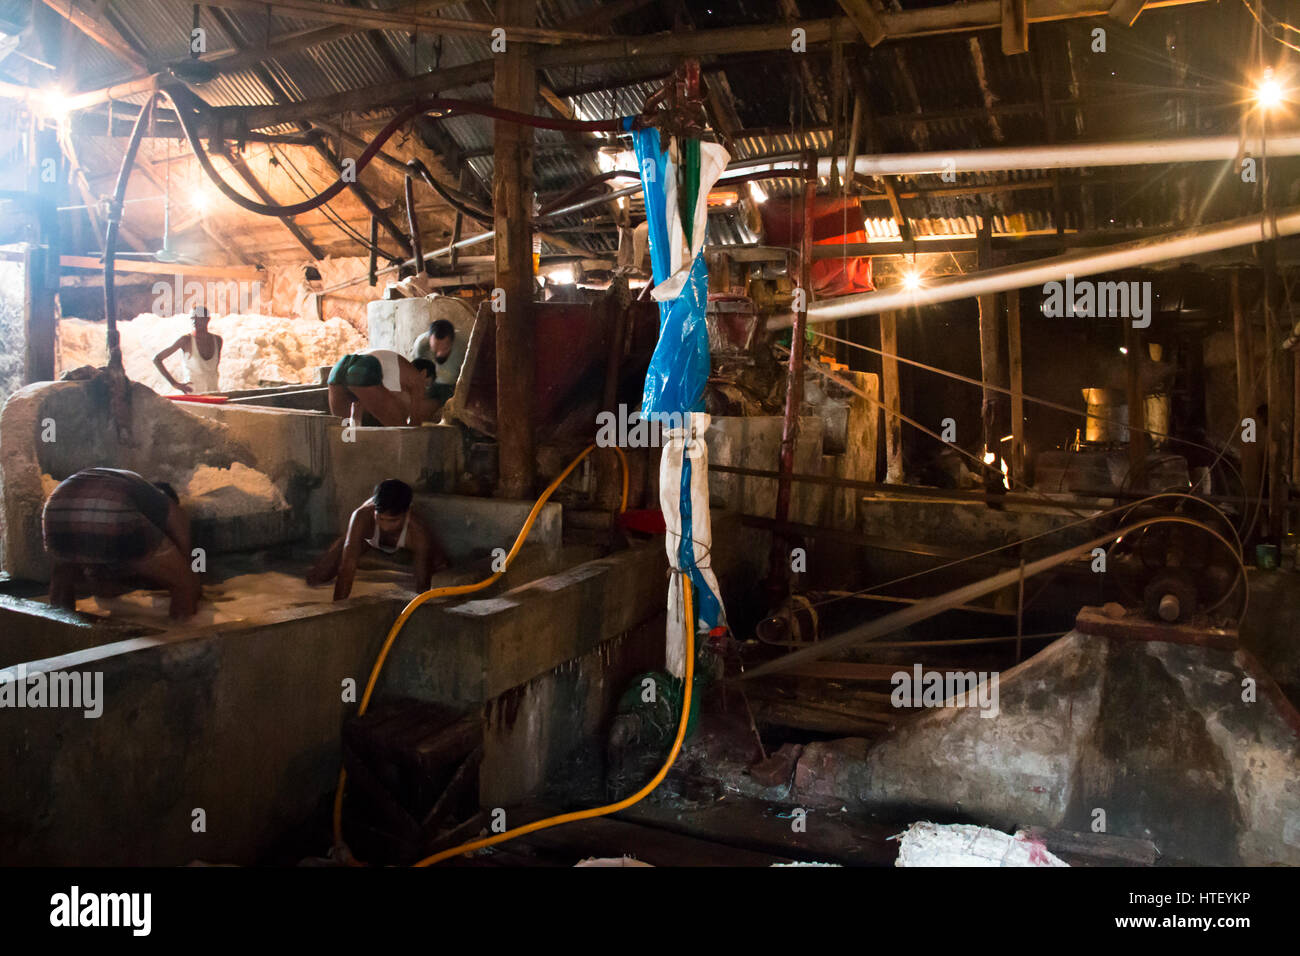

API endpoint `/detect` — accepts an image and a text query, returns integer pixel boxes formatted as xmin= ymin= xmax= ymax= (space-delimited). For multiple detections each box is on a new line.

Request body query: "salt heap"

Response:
xmin=57 ymin=312 xmax=366 ymax=394
xmin=183 ymin=462 xmax=288 ymax=519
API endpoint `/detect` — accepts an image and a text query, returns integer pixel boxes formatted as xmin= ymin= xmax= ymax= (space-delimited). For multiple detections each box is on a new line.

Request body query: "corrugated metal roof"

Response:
xmin=29 ymin=0 xmax=1277 ymax=261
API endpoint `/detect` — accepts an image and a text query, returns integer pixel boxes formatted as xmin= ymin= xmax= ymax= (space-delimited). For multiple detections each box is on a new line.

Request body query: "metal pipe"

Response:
xmin=819 ymin=132 xmax=1300 ymax=179
xmin=769 ymin=205 xmax=1300 ymax=328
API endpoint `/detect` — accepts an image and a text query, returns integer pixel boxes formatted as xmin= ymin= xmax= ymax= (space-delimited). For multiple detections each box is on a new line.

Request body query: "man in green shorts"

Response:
xmin=327 ymin=348 xmax=439 ymax=426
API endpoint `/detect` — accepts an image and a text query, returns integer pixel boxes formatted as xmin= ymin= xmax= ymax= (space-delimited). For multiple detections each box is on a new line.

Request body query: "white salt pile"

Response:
xmin=57 ymin=312 xmax=366 ymax=394
xmin=894 ymin=822 xmax=1068 ymax=867
xmin=183 ymin=462 xmax=288 ymax=518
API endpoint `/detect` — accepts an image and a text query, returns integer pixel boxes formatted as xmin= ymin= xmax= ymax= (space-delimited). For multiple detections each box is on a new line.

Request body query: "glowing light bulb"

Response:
xmin=35 ymin=88 xmax=71 ymax=121
xmin=192 ymin=189 xmax=210 ymax=214
xmin=1257 ymin=69 xmax=1285 ymax=110
xmin=901 ymin=268 xmax=923 ymax=291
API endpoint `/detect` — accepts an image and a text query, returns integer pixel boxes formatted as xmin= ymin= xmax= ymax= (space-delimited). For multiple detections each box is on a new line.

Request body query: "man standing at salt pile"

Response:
xmin=43 ymin=468 xmax=201 ymax=619
xmin=152 ymin=305 xmax=223 ymax=394
xmin=305 ymin=479 xmax=448 ymax=599
xmin=326 ymin=348 xmax=439 ymax=426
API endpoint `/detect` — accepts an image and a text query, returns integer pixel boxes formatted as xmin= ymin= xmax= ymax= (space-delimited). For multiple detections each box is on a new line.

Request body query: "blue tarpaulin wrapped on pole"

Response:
xmin=626 ymin=120 xmax=728 ymax=677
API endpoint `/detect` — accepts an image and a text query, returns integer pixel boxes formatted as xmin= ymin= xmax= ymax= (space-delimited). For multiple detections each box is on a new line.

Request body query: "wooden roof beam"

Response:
xmin=39 ymin=0 xmax=148 ymax=72
xmin=196 ymin=0 xmax=598 ymax=45
xmin=837 ymin=0 xmax=888 ymax=47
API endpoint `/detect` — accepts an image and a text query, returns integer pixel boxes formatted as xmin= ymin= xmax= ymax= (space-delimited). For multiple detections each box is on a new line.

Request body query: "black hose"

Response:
xmin=404 ymin=173 xmax=424 ymax=276
xmin=160 ymin=85 xmax=625 ymax=219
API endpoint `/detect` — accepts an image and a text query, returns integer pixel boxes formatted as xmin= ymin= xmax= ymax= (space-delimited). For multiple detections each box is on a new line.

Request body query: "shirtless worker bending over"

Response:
xmin=306 ymin=479 xmax=448 ymax=600
xmin=43 ymin=467 xmax=201 ymax=618
xmin=327 ymin=348 xmax=439 ymax=426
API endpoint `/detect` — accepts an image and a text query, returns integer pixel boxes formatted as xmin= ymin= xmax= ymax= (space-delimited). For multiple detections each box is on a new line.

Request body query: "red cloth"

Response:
xmin=759 ymin=196 xmax=875 ymax=297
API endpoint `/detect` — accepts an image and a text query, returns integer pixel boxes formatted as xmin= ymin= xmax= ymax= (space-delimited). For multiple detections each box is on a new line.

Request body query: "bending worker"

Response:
xmin=43 ymin=467 xmax=201 ymax=619
xmin=411 ymin=318 xmax=464 ymax=405
xmin=153 ymin=305 xmax=222 ymax=394
xmin=327 ymin=348 xmax=439 ymax=426
xmin=306 ymin=478 xmax=448 ymax=600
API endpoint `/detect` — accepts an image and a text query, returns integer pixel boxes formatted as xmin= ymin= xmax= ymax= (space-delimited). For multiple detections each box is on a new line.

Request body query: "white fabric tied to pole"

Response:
xmin=652 ymin=141 xmax=731 ymax=304
xmin=660 ymin=412 xmax=723 ymax=678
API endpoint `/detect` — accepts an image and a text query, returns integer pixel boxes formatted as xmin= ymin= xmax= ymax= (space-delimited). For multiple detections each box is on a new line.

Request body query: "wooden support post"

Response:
xmin=769 ymin=167 xmax=817 ymax=598
xmin=880 ymin=310 xmax=904 ymax=484
xmin=1001 ymin=0 xmax=1028 ymax=55
xmin=1007 ymin=288 xmax=1026 ymax=482
xmin=976 ymin=219 xmax=1004 ymax=487
xmin=493 ymin=0 xmax=538 ymax=499
xmin=25 ymin=124 xmax=60 ymax=384
xmin=1232 ymin=270 xmax=1261 ymax=517
xmin=1264 ymin=258 xmax=1286 ymax=540
xmin=1125 ymin=320 xmax=1146 ymax=486
xmin=1293 ymin=349 xmax=1300 ymax=490
xmin=367 ymin=215 xmax=379 ymax=286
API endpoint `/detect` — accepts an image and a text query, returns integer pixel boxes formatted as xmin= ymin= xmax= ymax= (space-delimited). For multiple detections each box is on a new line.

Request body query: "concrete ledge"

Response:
xmin=412 ymin=493 xmax=561 ymax=565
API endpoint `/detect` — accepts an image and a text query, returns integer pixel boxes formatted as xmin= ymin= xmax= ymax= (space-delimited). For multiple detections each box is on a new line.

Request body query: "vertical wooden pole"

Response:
xmin=1265 ymin=262 xmax=1286 ymax=540
xmin=25 ymin=123 xmax=60 ymax=384
xmin=1125 ymin=320 xmax=1146 ymax=485
xmin=976 ymin=219 xmax=1004 ymax=490
xmin=1292 ymin=349 xmax=1300 ymax=489
xmin=769 ymin=166 xmax=816 ymax=598
xmin=880 ymin=310 xmax=903 ymax=484
xmin=1006 ymin=288 xmax=1025 ymax=482
xmin=493 ymin=0 xmax=537 ymax=499
xmin=1233 ymin=269 xmax=1260 ymax=511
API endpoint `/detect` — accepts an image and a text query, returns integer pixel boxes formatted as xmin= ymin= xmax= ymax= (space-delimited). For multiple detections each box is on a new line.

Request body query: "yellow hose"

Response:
xmin=413 ymin=577 xmax=693 ymax=866
xmin=333 ymin=443 xmax=641 ymax=862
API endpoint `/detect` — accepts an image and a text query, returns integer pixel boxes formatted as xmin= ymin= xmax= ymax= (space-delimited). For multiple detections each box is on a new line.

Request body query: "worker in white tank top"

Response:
xmin=153 ymin=306 xmax=223 ymax=394
xmin=306 ymin=478 xmax=450 ymax=600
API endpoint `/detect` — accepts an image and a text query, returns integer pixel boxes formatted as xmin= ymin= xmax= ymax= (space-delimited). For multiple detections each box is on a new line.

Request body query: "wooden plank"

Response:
xmin=512 ymin=814 xmax=793 ymax=867
xmin=1007 ymin=288 xmax=1026 ymax=481
xmin=619 ymin=795 xmax=900 ymax=866
xmin=773 ymin=661 xmax=971 ymax=681
xmin=1001 ymin=0 xmax=1028 ymax=55
xmin=880 ymin=310 xmax=904 ymax=483
xmin=1107 ymin=0 xmax=1147 ymax=26
xmin=58 ymin=255 xmax=263 ymax=280
xmin=1023 ymin=826 xmax=1158 ymax=866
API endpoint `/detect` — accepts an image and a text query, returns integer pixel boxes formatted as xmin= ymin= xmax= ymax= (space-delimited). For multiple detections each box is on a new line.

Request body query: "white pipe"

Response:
xmin=818 ymin=133 xmax=1300 ymax=179
xmin=769 ymin=206 xmax=1300 ymax=328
